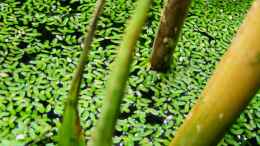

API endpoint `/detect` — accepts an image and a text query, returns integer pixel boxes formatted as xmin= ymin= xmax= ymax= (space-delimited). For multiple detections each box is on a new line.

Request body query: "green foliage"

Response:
xmin=0 ymin=0 xmax=259 ymax=145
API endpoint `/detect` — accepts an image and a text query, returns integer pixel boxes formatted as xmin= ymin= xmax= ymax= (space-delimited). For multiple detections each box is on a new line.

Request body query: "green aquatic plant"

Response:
xmin=0 ymin=0 xmax=259 ymax=146
xmin=88 ymin=0 xmax=152 ymax=145
xmin=58 ymin=0 xmax=105 ymax=146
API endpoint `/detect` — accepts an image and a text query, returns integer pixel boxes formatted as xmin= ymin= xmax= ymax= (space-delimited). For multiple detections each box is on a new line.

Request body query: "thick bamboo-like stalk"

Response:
xmin=88 ymin=0 xmax=151 ymax=146
xmin=58 ymin=1 xmax=105 ymax=146
xmin=169 ymin=1 xmax=260 ymax=146
xmin=150 ymin=0 xmax=191 ymax=72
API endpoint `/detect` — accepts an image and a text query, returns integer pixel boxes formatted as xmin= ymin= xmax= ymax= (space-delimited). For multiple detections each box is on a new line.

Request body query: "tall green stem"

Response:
xmin=58 ymin=1 xmax=105 ymax=146
xmin=88 ymin=0 xmax=152 ymax=146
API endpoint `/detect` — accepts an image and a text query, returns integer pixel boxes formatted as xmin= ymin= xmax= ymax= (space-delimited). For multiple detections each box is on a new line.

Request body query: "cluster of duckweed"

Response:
xmin=0 ymin=0 xmax=258 ymax=145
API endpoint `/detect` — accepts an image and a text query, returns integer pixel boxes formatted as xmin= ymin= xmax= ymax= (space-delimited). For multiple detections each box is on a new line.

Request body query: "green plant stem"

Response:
xmin=169 ymin=0 xmax=260 ymax=146
xmin=88 ymin=0 xmax=152 ymax=146
xmin=58 ymin=1 xmax=105 ymax=146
